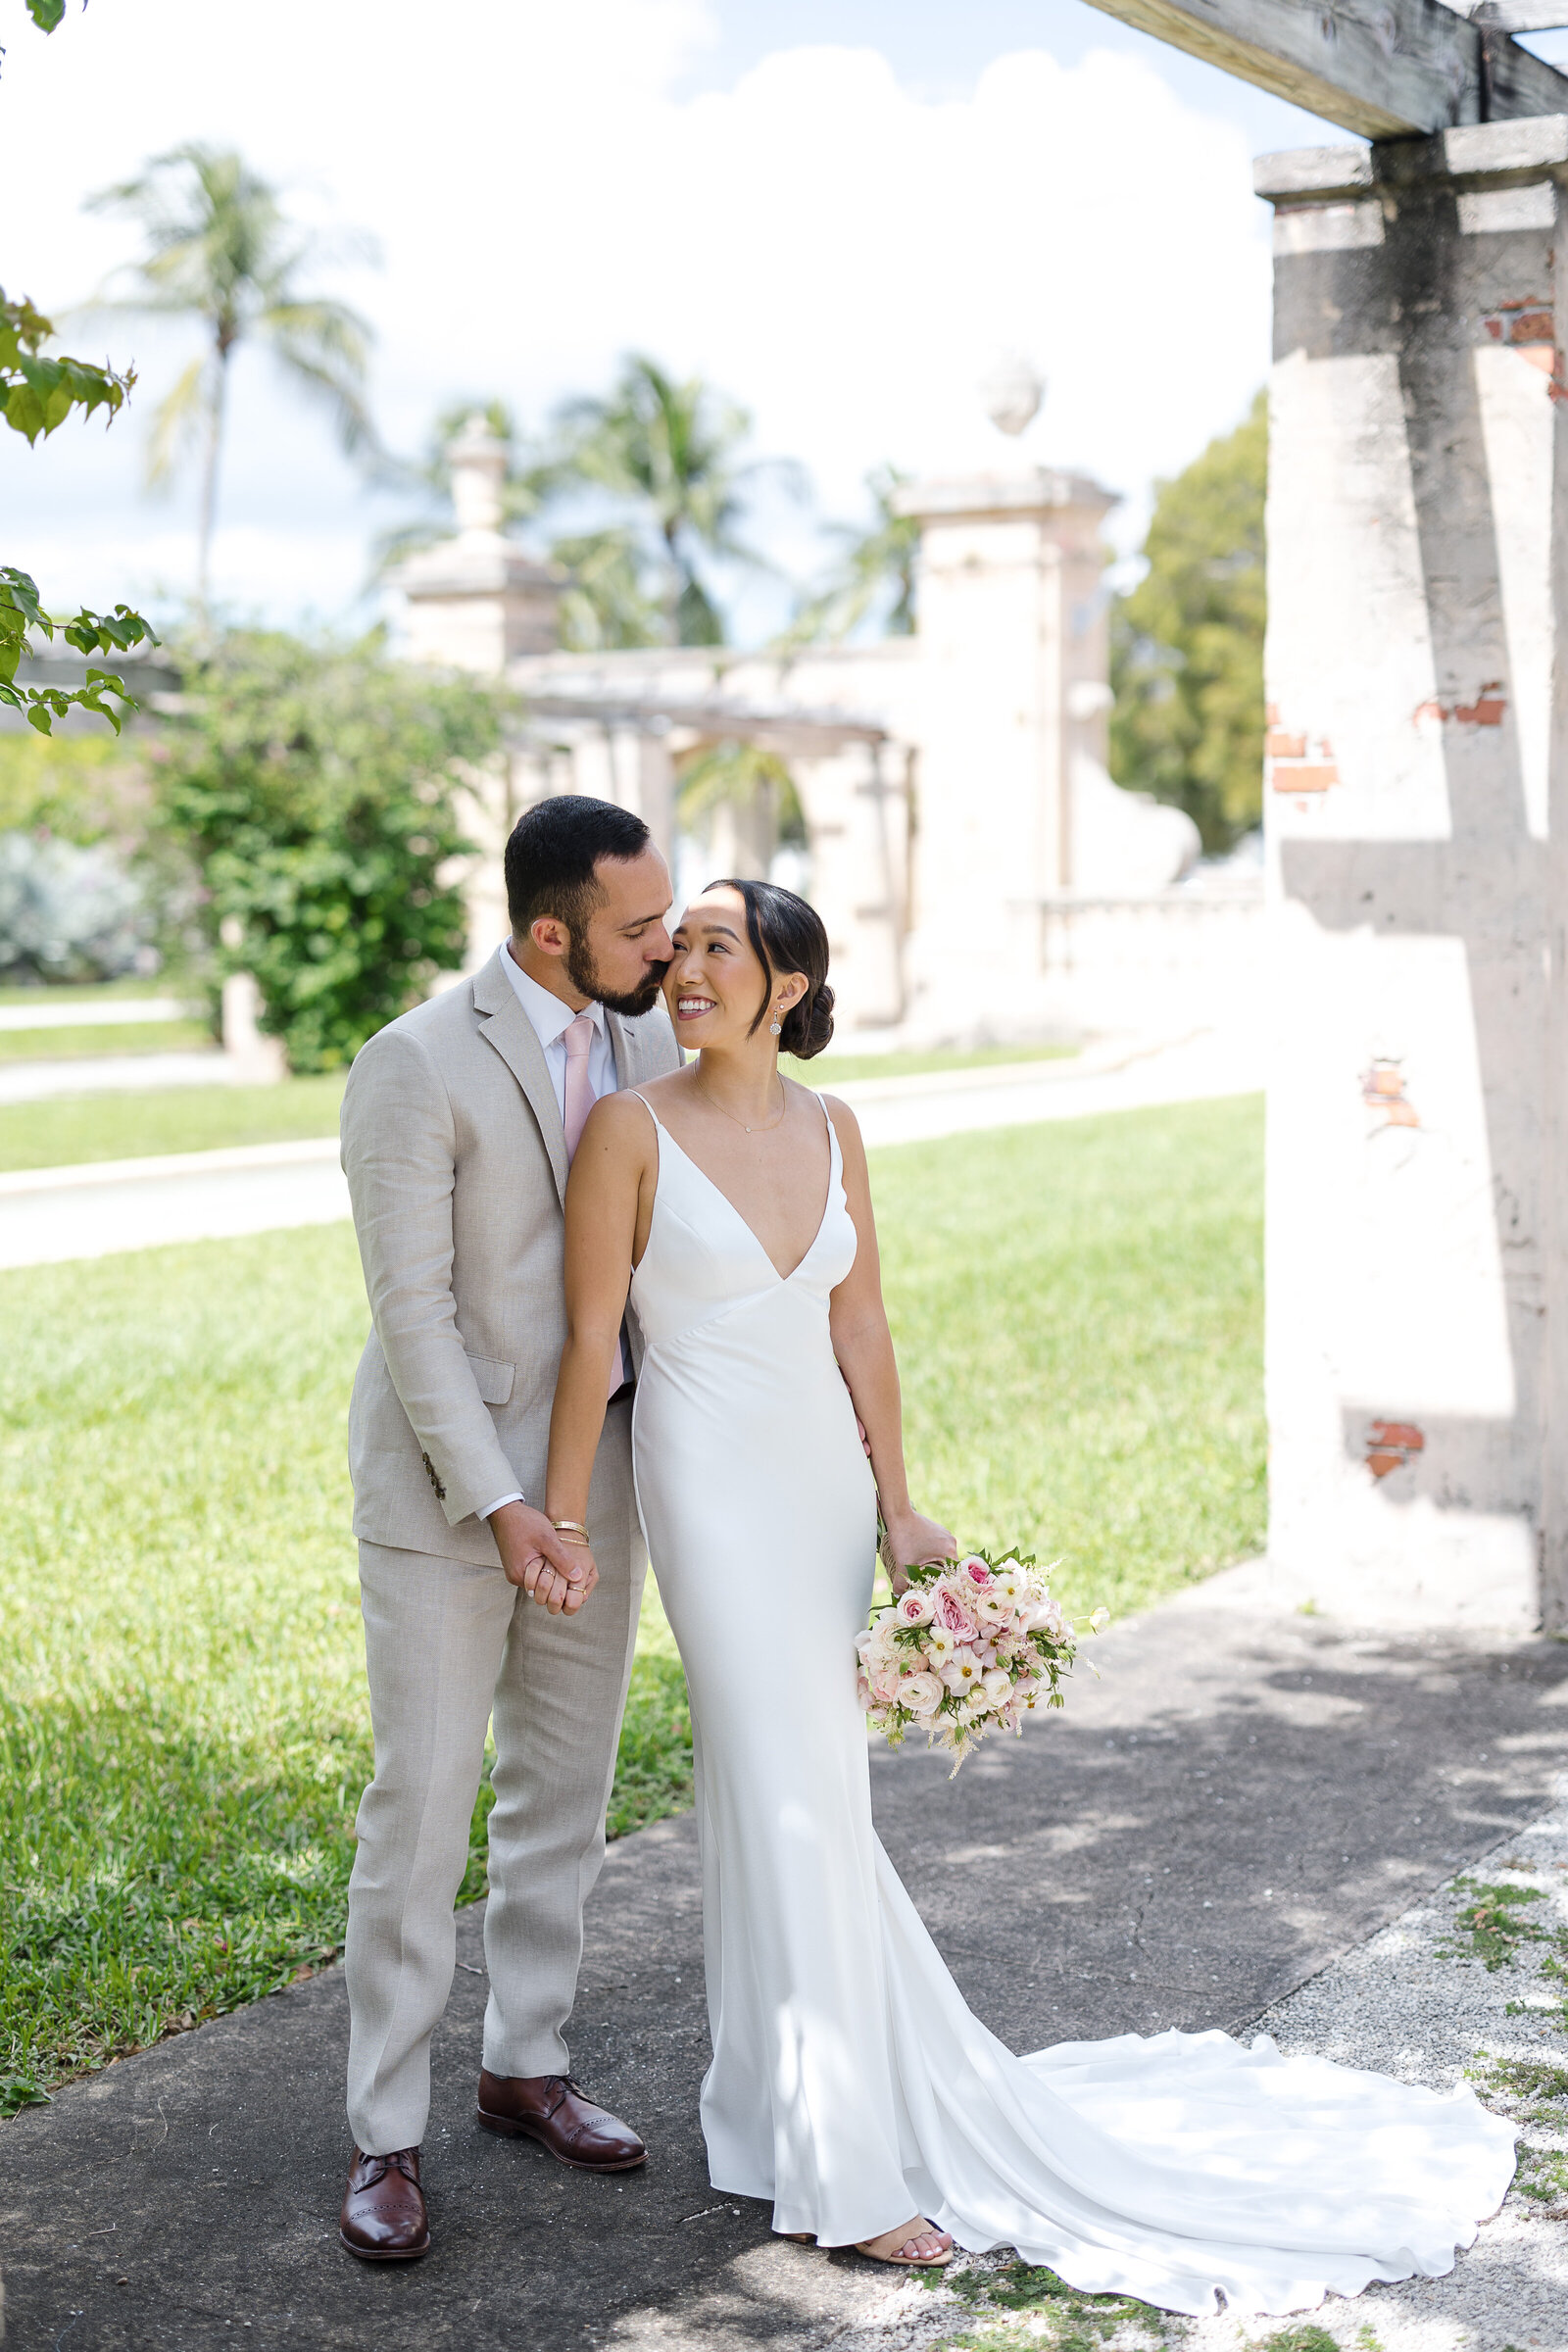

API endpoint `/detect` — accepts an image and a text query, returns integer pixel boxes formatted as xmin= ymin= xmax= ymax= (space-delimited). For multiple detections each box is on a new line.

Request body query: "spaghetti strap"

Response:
xmin=626 ymin=1088 xmax=661 ymax=1131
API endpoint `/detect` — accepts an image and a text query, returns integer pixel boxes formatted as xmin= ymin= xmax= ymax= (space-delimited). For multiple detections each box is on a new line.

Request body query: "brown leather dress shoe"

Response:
xmin=476 ymin=2070 xmax=647 ymax=2172
xmin=339 ymin=2145 xmax=430 ymax=2261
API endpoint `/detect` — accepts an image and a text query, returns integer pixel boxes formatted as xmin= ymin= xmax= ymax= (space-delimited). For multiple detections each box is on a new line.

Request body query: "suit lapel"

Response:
xmin=607 ymin=1009 xmax=633 ymax=1093
xmin=609 ymin=1003 xmax=680 ymax=1087
xmin=471 ymin=949 xmax=569 ymax=1204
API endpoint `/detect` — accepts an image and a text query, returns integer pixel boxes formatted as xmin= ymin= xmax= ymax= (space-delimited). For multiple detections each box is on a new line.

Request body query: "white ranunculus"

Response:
xmin=899 ymin=1670 xmax=945 ymax=1715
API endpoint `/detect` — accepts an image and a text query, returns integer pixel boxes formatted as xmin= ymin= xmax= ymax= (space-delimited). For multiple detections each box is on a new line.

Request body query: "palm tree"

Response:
xmin=677 ymin=739 xmax=807 ymax=883
xmin=786 ymin=464 xmax=919 ymax=647
xmin=552 ymin=355 xmax=785 ymax=647
xmin=87 ymin=143 xmax=376 ymax=613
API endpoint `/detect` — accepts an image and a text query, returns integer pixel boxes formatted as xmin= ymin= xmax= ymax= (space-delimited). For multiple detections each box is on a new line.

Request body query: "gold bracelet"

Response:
xmin=551 ymin=1517 xmax=589 ymax=1535
xmin=552 ymin=1530 xmax=591 ymax=1546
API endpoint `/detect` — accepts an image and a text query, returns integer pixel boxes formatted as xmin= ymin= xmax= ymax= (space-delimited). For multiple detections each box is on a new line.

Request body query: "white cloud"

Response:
xmin=0 ymin=0 xmax=1272 ymax=626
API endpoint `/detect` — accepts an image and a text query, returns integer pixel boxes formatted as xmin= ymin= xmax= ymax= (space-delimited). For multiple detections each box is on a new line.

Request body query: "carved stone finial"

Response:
xmin=979 ymin=352 xmax=1044 ymax=439
xmin=449 ymin=413 xmax=508 ymax=536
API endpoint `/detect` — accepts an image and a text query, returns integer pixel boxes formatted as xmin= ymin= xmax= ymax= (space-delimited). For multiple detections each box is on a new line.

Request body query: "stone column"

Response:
xmin=793 ymin=738 xmax=908 ymax=1032
xmin=1257 ymin=121 xmax=1568 ymax=1629
xmin=894 ymin=468 xmax=1116 ymax=1029
xmin=395 ymin=416 xmax=562 ymax=976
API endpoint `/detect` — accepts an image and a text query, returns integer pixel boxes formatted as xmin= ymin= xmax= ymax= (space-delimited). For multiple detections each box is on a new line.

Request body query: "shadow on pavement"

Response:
xmin=2 ymin=1580 xmax=1564 ymax=2350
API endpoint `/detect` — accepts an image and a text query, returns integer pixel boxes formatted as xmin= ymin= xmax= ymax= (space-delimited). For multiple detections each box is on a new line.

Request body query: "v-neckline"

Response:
xmin=646 ymin=1104 xmax=836 ymax=1286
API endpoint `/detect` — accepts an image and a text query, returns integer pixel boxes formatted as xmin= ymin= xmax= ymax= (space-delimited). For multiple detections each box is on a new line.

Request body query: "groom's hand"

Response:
xmin=489 ymin=1501 xmax=598 ymax=1615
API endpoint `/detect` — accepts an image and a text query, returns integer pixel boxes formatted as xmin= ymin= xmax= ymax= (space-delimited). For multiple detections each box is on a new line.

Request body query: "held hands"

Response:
xmin=488 ymin=1501 xmax=599 ymax=1615
xmin=882 ymin=1508 xmax=957 ymax=1597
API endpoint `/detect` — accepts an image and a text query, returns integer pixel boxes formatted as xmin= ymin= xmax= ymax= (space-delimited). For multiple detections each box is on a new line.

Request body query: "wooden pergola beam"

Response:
xmin=1073 ymin=0 xmax=1568 ymax=138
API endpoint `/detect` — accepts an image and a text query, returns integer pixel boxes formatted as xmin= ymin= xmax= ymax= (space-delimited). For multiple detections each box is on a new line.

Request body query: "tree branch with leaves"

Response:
xmin=0 ymin=290 xmax=158 ymax=734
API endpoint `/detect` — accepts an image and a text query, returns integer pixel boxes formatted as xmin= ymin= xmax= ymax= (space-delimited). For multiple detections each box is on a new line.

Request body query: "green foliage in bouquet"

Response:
xmin=155 ymin=628 xmax=503 ymax=1071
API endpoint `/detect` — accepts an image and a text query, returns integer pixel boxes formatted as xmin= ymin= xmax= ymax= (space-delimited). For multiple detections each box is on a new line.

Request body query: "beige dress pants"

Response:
xmin=345 ymin=1399 xmax=643 ymax=2155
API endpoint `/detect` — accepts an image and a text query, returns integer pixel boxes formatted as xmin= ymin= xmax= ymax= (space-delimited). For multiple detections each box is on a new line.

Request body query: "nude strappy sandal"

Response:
xmin=854 ymin=2222 xmax=954 ymax=2267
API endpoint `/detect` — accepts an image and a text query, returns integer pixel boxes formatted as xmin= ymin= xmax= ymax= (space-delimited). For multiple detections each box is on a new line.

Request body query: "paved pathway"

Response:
xmin=2 ymin=1563 xmax=1562 ymax=2351
xmin=0 ymin=1031 xmax=1262 ymax=1269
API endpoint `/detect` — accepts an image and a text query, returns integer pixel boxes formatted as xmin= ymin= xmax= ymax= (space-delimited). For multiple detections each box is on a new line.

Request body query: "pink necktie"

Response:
xmin=561 ymin=1011 xmax=623 ymax=1397
xmin=562 ymin=1012 xmax=596 ymax=1162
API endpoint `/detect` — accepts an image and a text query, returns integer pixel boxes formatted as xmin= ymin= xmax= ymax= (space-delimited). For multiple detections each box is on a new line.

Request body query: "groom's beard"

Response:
xmin=564 ymin=925 xmax=669 ymax=1018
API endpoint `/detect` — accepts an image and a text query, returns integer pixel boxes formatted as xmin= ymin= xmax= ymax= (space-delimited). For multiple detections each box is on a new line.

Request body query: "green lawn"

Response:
xmin=0 ymin=1042 xmax=1074 ymax=1174
xmin=0 ymin=1019 xmax=213 ymax=1064
xmin=0 ymin=1075 xmax=349 ymax=1173
xmin=0 ymin=979 xmax=193 ymax=1008
xmin=788 ymin=1041 xmax=1075 ymax=1087
xmin=0 ymin=1097 xmax=1262 ymax=2112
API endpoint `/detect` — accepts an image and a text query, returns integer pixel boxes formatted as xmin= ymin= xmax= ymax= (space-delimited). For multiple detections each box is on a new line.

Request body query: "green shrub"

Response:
xmin=156 ymin=627 xmax=502 ymax=1070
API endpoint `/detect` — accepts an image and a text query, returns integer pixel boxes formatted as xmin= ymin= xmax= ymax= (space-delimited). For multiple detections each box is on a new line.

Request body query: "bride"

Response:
xmin=542 ymin=877 xmax=1514 ymax=2315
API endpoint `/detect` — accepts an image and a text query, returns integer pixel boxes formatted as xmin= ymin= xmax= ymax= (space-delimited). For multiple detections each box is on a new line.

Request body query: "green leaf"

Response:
xmin=25 ymin=0 xmax=68 ymax=30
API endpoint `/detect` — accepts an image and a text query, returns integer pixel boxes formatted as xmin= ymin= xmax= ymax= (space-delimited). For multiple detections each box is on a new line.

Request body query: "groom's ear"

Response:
xmin=527 ymin=916 xmax=570 ymax=960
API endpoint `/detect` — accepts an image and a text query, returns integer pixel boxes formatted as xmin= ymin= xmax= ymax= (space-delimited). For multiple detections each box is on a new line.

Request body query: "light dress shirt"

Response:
xmin=478 ymin=950 xmax=625 ymax=1523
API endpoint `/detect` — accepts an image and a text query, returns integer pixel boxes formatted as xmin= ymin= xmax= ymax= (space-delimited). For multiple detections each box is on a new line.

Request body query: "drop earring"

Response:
xmin=769 ymin=1004 xmax=783 ymax=1037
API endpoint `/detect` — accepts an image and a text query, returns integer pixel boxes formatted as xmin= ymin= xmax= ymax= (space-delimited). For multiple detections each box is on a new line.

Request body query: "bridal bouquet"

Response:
xmin=857 ymin=1549 xmax=1106 ymax=1774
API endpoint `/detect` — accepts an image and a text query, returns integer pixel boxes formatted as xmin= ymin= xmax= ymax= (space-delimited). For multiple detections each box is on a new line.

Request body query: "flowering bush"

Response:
xmin=856 ymin=1550 xmax=1107 ymax=1773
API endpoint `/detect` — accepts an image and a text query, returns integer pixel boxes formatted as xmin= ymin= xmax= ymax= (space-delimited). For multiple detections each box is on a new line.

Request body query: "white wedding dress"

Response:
xmin=625 ymin=1091 xmax=1514 ymax=2317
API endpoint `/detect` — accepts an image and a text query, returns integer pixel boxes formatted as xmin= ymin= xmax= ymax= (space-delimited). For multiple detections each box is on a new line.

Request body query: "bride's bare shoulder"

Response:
xmin=815 ymin=1090 xmax=867 ymax=1164
xmin=580 ymin=1088 xmax=660 ymax=1156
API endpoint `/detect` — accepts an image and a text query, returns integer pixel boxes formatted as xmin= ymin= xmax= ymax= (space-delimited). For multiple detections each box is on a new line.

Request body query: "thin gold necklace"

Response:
xmin=695 ymin=1072 xmax=786 ymax=1135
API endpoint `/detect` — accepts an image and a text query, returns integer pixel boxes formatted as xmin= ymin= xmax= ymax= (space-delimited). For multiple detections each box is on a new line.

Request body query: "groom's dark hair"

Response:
xmin=506 ymin=795 xmax=652 ymax=939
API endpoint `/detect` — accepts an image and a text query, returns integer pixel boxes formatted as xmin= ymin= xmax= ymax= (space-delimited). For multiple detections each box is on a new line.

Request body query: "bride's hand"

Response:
xmin=882 ymin=1509 xmax=956 ymax=1595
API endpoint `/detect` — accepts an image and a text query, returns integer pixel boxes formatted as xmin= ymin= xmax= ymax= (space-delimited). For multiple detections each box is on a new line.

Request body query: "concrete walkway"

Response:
xmin=2 ymin=1563 xmax=1562 ymax=2351
xmin=0 ymin=1030 xmax=1261 ymax=1269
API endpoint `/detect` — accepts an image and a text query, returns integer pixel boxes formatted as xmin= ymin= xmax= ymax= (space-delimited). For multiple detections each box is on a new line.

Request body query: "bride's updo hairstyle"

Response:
xmin=708 ymin=876 xmax=835 ymax=1061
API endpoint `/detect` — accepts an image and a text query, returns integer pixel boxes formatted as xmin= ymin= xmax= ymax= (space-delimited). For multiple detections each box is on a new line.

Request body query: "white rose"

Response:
xmin=981 ymin=1666 xmax=1012 ymax=1705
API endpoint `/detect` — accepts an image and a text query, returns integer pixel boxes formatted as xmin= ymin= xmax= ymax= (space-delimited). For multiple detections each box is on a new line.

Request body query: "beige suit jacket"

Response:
xmin=340 ymin=946 xmax=680 ymax=1567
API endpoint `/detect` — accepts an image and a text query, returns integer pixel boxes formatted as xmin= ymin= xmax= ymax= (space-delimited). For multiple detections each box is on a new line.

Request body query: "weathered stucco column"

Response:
xmin=1258 ymin=120 xmax=1568 ymax=1628
xmin=895 ymin=468 xmax=1116 ymax=1027
xmin=394 ymin=416 xmax=562 ymax=973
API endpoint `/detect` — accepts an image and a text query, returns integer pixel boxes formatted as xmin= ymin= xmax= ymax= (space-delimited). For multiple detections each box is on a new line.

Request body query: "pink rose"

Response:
xmin=872 ymin=1669 xmax=904 ymax=1705
xmin=894 ymin=1586 xmax=937 ymax=1628
xmin=933 ymin=1584 xmax=980 ymax=1642
xmin=960 ymin=1555 xmax=992 ymax=1586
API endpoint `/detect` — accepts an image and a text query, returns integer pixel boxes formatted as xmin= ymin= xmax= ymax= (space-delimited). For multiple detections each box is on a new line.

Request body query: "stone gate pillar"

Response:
xmin=1257 ymin=121 xmax=1568 ymax=1629
xmin=894 ymin=468 xmax=1116 ymax=1028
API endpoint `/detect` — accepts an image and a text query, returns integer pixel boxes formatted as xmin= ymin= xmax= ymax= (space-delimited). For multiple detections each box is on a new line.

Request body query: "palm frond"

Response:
xmin=145 ymin=354 xmax=210 ymax=490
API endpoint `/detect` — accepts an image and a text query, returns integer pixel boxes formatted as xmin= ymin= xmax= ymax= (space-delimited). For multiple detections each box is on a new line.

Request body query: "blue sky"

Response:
xmin=0 ymin=0 xmax=1379 ymax=638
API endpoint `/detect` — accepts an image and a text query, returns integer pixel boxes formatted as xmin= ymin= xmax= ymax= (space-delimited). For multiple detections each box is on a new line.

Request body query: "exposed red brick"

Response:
xmin=1509 ymin=312 xmax=1554 ymax=343
xmin=1367 ymin=1420 xmax=1424 ymax=1480
xmin=1361 ymin=1059 xmax=1420 ymax=1127
xmin=1413 ymin=685 xmax=1506 ymax=725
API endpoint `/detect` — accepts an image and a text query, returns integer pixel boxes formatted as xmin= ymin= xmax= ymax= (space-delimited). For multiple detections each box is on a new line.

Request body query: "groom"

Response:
xmin=335 ymin=794 xmax=679 ymax=2259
